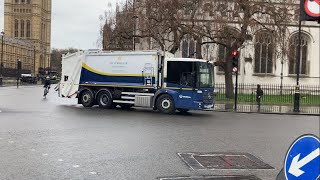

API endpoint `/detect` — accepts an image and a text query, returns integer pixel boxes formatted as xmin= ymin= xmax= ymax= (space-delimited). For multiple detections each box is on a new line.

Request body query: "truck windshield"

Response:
xmin=196 ymin=62 xmax=214 ymax=88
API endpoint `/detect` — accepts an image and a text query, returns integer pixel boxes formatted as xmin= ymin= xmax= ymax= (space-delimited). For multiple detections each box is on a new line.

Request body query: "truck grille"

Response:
xmin=203 ymin=91 xmax=214 ymax=104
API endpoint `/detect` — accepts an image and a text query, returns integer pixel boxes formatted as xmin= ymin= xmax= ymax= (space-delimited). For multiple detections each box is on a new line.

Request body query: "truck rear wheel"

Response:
xmin=80 ymin=90 xmax=94 ymax=108
xmin=157 ymin=94 xmax=175 ymax=114
xmin=97 ymin=91 xmax=113 ymax=109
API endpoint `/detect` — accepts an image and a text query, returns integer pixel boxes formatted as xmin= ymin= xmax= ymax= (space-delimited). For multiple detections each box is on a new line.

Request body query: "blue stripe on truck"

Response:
xmin=79 ymin=67 xmax=155 ymax=86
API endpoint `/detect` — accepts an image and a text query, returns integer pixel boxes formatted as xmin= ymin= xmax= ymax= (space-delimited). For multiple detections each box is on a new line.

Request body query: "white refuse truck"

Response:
xmin=60 ymin=50 xmax=214 ymax=114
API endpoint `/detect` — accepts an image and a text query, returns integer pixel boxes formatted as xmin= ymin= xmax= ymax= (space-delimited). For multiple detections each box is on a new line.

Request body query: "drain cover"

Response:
xmin=178 ymin=152 xmax=274 ymax=170
xmin=159 ymin=175 xmax=261 ymax=180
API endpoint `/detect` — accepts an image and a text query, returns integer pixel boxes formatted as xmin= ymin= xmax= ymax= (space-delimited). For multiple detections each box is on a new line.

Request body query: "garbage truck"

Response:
xmin=60 ymin=50 xmax=214 ymax=114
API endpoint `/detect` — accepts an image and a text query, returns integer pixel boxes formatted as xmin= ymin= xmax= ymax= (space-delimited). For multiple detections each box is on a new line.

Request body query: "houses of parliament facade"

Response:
xmin=1 ymin=0 xmax=51 ymax=77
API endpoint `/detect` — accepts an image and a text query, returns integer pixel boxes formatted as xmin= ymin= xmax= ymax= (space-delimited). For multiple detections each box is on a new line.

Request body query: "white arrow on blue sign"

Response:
xmin=284 ymin=135 xmax=320 ymax=180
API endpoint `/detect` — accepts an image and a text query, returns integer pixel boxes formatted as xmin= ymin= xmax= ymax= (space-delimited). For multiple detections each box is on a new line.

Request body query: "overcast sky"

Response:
xmin=0 ymin=0 xmax=119 ymax=50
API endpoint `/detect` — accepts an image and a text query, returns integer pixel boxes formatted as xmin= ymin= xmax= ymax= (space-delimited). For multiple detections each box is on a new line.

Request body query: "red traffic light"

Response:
xmin=232 ymin=51 xmax=238 ymax=57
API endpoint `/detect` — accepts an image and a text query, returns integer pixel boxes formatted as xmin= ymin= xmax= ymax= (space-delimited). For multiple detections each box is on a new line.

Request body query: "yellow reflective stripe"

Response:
xmin=166 ymin=87 xmax=193 ymax=91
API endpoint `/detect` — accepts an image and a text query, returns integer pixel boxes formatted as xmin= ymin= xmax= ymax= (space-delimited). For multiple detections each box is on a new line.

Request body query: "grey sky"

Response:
xmin=0 ymin=0 xmax=118 ymax=50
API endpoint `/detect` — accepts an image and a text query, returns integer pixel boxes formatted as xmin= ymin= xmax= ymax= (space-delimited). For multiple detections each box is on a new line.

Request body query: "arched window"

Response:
xmin=288 ymin=33 xmax=310 ymax=75
xmin=20 ymin=20 xmax=25 ymax=38
xmin=254 ymin=31 xmax=274 ymax=74
xmin=181 ymin=36 xmax=200 ymax=58
xmin=218 ymin=45 xmax=227 ymax=72
xmin=182 ymin=40 xmax=188 ymax=58
xmin=26 ymin=20 xmax=31 ymax=38
xmin=14 ymin=19 xmax=19 ymax=37
xmin=189 ymin=39 xmax=195 ymax=57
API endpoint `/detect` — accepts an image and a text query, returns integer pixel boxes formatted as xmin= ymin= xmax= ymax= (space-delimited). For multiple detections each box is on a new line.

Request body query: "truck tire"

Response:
xmin=97 ymin=91 xmax=113 ymax=109
xmin=80 ymin=90 xmax=94 ymax=108
xmin=157 ymin=94 xmax=176 ymax=114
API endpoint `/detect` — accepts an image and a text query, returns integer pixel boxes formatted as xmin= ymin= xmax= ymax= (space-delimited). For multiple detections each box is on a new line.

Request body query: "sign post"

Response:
xmin=294 ymin=0 xmax=320 ymax=112
xmin=232 ymin=51 xmax=239 ymax=111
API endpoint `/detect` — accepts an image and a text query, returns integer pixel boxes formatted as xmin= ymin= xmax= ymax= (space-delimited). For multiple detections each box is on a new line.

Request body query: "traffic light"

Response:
xmin=232 ymin=51 xmax=239 ymax=72
xmin=231 ymin=51 xmax=239 ymax=73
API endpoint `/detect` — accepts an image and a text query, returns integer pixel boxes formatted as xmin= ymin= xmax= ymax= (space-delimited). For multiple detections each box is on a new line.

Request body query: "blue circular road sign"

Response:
xmin=284 ymin=135 xmax=320 ymax=180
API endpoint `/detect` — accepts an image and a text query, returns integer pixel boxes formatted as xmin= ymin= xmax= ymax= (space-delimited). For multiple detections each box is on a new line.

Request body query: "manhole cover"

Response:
xmin=178 ymin=152 xmax=274 ymax=170
xmin=159 ymin=175 xmax=261 ymax=180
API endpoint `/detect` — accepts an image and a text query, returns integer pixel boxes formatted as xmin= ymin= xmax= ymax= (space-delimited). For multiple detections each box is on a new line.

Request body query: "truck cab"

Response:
xmin=155 ymin=58 xmax=214 ymax=114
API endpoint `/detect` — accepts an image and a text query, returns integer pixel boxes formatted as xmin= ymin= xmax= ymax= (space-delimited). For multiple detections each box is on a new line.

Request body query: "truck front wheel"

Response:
xmin=157 ymin=94 xmax=176 ymax=114
xmin=80 ymin=90 xmax=94 ymax=108
xmin=97 ymin=91 xmax=113 ymax=109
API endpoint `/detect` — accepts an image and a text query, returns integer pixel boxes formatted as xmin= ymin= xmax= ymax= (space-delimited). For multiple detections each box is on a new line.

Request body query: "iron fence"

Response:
xmin=214 ymin=83 xmax=320 ymax=107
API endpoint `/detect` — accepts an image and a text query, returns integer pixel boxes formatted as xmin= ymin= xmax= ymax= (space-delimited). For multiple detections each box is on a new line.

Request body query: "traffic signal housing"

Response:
xmin=231 ymin=51 xmax=238 ymax=68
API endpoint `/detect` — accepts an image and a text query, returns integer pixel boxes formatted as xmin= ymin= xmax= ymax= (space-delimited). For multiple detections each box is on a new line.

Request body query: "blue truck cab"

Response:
xmin=155 ymin=58 xmax=214 ymax=114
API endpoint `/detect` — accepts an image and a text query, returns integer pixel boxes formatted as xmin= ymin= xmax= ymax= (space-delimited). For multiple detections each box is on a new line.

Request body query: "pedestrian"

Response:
xmin=256 ymin=84 xmax=263 ymax=110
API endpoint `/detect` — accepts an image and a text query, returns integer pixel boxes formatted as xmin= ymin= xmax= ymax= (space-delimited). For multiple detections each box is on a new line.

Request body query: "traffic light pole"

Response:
xmin=234 ymin=70 xmax=238 ymax=111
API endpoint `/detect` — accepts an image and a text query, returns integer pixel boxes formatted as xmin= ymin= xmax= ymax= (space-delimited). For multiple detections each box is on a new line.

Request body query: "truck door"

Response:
xmin=177 ymin=72 xmax=196 ymax=109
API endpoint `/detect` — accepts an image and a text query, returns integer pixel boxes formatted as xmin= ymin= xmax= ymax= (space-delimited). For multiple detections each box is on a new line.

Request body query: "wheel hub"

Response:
xmin=161 ymin=99 xmax=171 ymax=109
xmin=83 ymin=94 xmax=90 ymax=103
xmin=100 ymin=94 xmax=109 ymax=106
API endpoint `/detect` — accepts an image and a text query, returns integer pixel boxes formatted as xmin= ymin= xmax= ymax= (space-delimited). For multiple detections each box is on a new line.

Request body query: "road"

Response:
xmin=0 ymin=86 xmax=319 ymax=180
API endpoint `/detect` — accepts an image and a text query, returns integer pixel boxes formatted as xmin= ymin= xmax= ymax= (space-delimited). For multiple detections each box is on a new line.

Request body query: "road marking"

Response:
xmin=58 ymin=159 xmax=64 ymax=162
xmin=42 ymin=154 xmax=48 ymax=156
xmin=30 ymin=149 xmax=36 ymax=152
xmin=89 ymin=172 xmax=97 ymax=175
xmin=72 ymin=165 xmax=80 ymax=168
xmin=8 ymin=141 xmax=14 ymax=144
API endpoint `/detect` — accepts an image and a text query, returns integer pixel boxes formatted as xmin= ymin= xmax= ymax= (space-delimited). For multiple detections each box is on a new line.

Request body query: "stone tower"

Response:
xmin=4 ymin=0 xmax=52 ymax=75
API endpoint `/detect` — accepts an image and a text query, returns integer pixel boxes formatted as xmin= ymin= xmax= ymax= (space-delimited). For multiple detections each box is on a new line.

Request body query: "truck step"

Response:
xmin=121 ymin=96 xmax=135 ymax=100
xmin=113 ymin=100 xmax=135 ymax=104
xmin=121 ymin=92 xmax=154 ymax=96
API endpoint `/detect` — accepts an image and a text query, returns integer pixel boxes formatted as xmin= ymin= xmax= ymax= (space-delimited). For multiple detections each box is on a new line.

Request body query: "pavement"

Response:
xmin=215 ymin=104 xmax=320 ymax=116
xmin=0 ymin=86 xmax=319 ymax=180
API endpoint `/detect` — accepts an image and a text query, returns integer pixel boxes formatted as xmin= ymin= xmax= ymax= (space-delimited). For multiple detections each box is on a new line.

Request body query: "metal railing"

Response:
xmin=214 ymin=83 xmax=320 ymax=107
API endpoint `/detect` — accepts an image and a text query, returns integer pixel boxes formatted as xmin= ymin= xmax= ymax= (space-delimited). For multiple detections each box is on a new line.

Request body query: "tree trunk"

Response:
xmin=224 ymin=48 xmax=234 ymax=99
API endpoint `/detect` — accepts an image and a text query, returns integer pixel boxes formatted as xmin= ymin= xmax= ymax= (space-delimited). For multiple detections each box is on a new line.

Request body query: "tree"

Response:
xmin=50 ymin=48 xmax=78 ymax=75
xmin=101 ymin=0 xmax=295 ymax=98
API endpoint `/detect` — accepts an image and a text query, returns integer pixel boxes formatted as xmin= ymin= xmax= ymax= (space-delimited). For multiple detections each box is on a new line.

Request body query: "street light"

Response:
xmin=0 ymin=30 xmax=5 ymax=86
xmin=132 ymin=15 xmax=138 ymax=51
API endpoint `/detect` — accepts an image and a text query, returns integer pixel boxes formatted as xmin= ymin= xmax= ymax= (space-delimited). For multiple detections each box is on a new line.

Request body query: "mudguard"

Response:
xmin=153 ymin=88 xmax=179 ymax=108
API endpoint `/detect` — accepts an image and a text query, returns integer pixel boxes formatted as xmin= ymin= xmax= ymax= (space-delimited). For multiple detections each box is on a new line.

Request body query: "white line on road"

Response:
xmin=30 ymin=149 xmax=36 ymax=152
xmin=89 ymin=172 xmax=97 ymax=175
xmin=58 ymin=159 xmax=64 ymax=162
xmin=72 ymin=165 xmax=80 ymax=168
xmin=42 ymin=154 xmax=48 ymax=156
xmin=8 ymin=141 xmax=14 ymax=144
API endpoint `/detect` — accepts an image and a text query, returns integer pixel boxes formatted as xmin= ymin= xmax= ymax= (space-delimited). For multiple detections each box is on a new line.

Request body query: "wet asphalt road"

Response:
xmin=0 ymin=86 xmax=319 ymax=180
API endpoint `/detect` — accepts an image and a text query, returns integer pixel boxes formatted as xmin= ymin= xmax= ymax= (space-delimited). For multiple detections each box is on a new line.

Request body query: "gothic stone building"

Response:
xmin=3 ymin=0 xmax=51 ymax=76
xmin=133 ymin=0 xmax=320 ymax=86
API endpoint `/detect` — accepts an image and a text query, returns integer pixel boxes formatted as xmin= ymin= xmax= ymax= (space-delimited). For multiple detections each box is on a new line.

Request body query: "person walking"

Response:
xmin=256 ymin=84 xmax=263 ymax=111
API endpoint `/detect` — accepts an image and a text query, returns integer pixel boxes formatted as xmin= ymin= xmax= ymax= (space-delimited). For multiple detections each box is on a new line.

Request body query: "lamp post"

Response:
xmin=0 ymin=31 xmax=5 ymax=86
xmin=132 ymin=15 xmax=138 ymax=51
